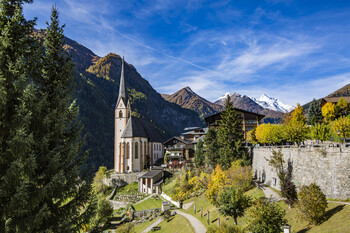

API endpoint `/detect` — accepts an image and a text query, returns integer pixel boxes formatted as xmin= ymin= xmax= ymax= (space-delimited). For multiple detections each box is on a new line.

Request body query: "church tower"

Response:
xmin=114 ymin=57 xmax=131 ymax=173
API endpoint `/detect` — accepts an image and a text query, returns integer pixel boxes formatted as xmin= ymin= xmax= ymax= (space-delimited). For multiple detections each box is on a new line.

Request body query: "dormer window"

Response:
xmin=119 ymin=110 xmax=123 ymax=118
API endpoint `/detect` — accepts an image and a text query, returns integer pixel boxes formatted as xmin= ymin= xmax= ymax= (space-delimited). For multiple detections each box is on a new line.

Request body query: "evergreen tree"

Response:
xmin=194 ymin=139 xmax=205 ymax=167
xmin=0 ymin=0 xmax=40 ymax=231
xmin=217 ymin=96 xmax=247 ymax=169
xmin=204 ymin=127 xmax=219 ymax=167
xmin=27 ymin=7 xmax=95 ymax=232
xmin=307 ymin=99 xmax=322 ymax=125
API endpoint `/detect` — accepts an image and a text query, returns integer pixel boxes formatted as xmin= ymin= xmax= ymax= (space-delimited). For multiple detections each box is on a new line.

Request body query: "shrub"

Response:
xmin=247 ymin=199 xmax=287 ymax=233
xmin=297 ymin=183 xmax=328 ymax=224
xmin=116 ymin=223 xmax=135 ymax=233
xmin=207 ymin=222 xmax=243 ymax=233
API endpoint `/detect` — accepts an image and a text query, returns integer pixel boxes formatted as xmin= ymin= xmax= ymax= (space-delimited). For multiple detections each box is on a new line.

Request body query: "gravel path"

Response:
xmin=175 ymin=210 xmax=207 ymax=233
xmin=258 ymin=184 xmax=282 ymax=202
xmin=141 ymin=217 xmax=164 ymax=233
xmin=182 ymin=201 xmax=194 ymax=210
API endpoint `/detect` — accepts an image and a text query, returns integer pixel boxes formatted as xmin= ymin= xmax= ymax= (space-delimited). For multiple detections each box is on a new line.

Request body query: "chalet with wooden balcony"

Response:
xmin=204 ymin=108 xmax=264 ymax=138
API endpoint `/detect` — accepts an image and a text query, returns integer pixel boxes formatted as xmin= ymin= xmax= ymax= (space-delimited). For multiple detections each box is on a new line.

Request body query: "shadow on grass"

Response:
xmin=324 ymin=204 xmax=345 ymax=221
xmin=296 ymin=204 xmax=345 ymax=232
xmin=297 ymin=226 xmax=311 ymax=233
xmin=166 ymin=216 xmax=175 ymax=222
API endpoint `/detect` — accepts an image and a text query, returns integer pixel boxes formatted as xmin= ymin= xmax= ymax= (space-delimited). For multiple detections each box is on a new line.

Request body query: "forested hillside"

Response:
xmin=63 ymin=37 xmax=203 ymax=169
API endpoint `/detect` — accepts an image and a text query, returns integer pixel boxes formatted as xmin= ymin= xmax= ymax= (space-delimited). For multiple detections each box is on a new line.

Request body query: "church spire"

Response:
xmin=117 ymin=56 xmax=128 ymax=106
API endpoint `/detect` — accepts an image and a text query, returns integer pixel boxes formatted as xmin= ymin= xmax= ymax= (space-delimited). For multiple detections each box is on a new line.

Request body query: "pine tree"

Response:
xmin=27 ymin=7 xmax=95 ymax=232
xmin=204 ymin=127 xmax=219 ymax=167
xmin=194 ymin=139 xmax=205 ymax=168
xmin=217 ymin=96 xmax=247 ymax=169
xmin=307 ymin=99 xmax=322 ymax=125
xmin=0 ymin=0 xmax=40 ymax=231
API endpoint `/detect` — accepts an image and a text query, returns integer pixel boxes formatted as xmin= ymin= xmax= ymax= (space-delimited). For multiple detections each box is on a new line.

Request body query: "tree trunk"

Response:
xmin=234 ymin=216 xmax=238 ymax=225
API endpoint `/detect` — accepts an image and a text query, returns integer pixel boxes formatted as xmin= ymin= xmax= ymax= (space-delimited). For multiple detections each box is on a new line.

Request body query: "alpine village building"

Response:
xmin=114 ymin=57 xmax=164 ymax=173
xmin=204 ymin=109 xmax=265 ymax=138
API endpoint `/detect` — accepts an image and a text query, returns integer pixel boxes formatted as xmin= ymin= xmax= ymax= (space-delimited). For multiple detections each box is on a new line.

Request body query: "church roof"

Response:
xmin=116 ymin=57 xmax=128 ymax=108
xmin=121 ymin=116 xmax=164 ymax=142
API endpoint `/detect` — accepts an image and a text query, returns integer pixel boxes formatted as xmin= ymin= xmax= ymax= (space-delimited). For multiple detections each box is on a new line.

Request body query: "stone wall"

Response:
xmin=103 ymin=171 xmax=147 ymax=187
xmin=109 ymin=200 xmax=129 ymax=209
xmin=252 ymin=144 xmax=350 ymax=200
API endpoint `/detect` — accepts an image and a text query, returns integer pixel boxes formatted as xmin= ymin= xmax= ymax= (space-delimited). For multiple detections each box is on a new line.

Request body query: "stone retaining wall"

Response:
xmin=109 ymin=200 xmax=129 ymax=209
xmin=103 ymin=171 xmax=147 ymax=187
xmin=252 ymin=144 xmax=350 ymax=199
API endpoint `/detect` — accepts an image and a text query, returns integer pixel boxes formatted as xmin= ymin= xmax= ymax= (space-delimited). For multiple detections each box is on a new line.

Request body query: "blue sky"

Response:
xmin=24 ymin=0 xmax=350 ymax=105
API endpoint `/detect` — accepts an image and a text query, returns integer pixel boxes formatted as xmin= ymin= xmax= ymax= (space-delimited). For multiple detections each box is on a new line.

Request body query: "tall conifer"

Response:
xmin=307 ymin=99 xmax=322 ymax=125
xmin=28 ymin=7 xmax=94 ymax=232
xmin=217 ymin=96 xmax=247 ymax=169
xmin=204 ymin=127 xmax=219 ymax=167
xmin=0 ymin=0 xmax=39 ymax=231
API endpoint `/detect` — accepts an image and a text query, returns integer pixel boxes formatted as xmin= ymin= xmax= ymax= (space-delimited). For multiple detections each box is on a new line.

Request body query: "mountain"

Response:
xmin=61 ymin=38 xmax=203 ymax=169
xmin=162 ymin=87 xmax=223 ymax=117
xmin=215 ymin=92 xmax=284 ymax=123
xmin=250 ymin=94 xmax=294 ymax=113
xmin=303 ymin=83 xmax=350 ymax=112
xmin=327 ymin=83 xmax=350 ymax=97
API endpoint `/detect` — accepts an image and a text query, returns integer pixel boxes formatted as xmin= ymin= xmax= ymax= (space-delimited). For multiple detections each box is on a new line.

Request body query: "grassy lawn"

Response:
xmin=115 ymin=182 xmax=139 ymax=195
xmin=182 ymin=187 xmax=266 ymax=229
xmin=157 ymin=214 xmax=195 ymax=233
xmin=133 ymin=217 xmax=161 ymax=233
xmin=280 ymin=201 xmax=350 ymax=233
xmin=133 ymin=196 xmax=164 ymax=211
xmin=162 ymin=177 xmax=178 ymax=196
xmin=245 ymin=187 xmax=265 ymax=200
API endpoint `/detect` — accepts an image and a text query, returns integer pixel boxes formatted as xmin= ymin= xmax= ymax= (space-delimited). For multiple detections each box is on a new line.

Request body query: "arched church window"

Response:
xmin=127 ymin=111 xmax=130 ymax=118
xmin=126 ymin=143 xmax=130 ymax=159
xmin=135 ymin=142 xmax=139 ymax=159
xmin=119 ymin=110 xmax=123 ymax=118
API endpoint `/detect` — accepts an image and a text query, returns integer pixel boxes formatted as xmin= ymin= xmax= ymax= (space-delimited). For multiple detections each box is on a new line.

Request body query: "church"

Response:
xmin=114 ymin=57 xmax=164 ymax=173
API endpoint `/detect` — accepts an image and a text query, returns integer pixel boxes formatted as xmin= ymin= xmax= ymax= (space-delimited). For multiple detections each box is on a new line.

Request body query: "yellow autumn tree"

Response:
xmin=226 ymin=160 xmax=252 ymax=192
xmin=331 ymin=116 xmax=350 ymax=142
xmin=322 ymin=102 xmax=336 ymax=122
xmin=207 ymin=164 xmax=228 ymax=204
xmin=335 ymin=97 xmax=350 ymax=117
xmin=255 ymin=124 xmax=283 ymax=144
xmin=283 ymin=103 xmax=308 ymax=143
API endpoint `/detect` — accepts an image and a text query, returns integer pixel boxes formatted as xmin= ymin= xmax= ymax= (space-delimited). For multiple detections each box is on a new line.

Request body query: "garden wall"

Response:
xmin=252 ymin=144 xmax=350 ymax=200
xmin=103 ymin=171 xmax=147 ymax=187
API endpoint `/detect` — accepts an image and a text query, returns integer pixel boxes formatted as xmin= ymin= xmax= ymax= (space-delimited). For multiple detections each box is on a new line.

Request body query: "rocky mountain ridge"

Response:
xmin=161 ymin=86 xmax=223 ymax=118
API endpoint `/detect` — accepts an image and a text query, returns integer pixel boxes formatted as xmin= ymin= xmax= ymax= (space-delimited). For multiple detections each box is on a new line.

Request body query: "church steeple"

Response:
xmin=117 ymin=56 xmax=128 ymax=107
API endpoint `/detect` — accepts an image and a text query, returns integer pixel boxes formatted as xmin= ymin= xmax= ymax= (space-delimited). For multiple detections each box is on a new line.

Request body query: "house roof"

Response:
xmin=322 ymin=96 xmax=350 ymax=103
xmin=192 ymin=135 xmax=206 ymax=144
xmin=139 ymin=170 xmax=163 ymax=179
xmin=121 ymin=116 xmax=163 ymax=142
xmin=163 ymin=136 xmax=192 ymax=145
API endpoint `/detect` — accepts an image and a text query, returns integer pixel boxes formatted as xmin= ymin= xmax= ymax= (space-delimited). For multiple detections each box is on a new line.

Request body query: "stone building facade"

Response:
xmin=252 ymin=145 xmax=350 ymax=200
xmin=114 ymin=57 xmax=164 ymax=173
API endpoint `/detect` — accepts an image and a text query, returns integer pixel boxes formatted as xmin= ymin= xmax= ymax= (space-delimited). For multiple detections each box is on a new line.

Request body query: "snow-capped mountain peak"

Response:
xmin=250 ymin=94 xmax=294 ymax=113
xmin=216 ymin=92 xmax=231 ymax=102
